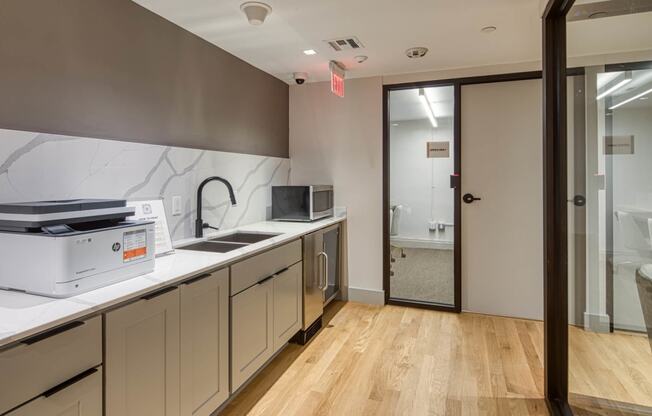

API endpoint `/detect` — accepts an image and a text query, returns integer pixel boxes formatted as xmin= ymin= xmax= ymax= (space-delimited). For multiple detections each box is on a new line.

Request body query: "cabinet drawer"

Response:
xmin=5 ymin=366 xmax=102 ymax=416
xmin=231 ymin=239 xmax=301 ymax=295
xmin=0 ymin=316 xmax=102 ymax=414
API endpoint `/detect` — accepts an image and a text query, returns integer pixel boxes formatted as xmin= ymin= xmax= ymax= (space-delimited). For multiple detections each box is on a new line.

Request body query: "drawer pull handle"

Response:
xmin=257 ymin=274 xmax=275 ymax=285
xmin=142 ymin=286 xmax=177 ymax=300
xmin=182 ymin=272 xmax=212 ymax=286
xmin=275 ymin=267 xmax=290 ymax=276
xmin=257 ymin=267 xmax=290 ymax=286
xmin=22 ymin=321 xmax=85 ymax=346
xmin=43 ymin=368 xmax=98 ymax=398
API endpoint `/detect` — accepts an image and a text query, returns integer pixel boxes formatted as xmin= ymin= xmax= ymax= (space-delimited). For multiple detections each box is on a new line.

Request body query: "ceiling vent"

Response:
xmin=405 ymin=47 xmax=428 ymax=59
xmin=325 ymin=36 xmax=364 ymax=52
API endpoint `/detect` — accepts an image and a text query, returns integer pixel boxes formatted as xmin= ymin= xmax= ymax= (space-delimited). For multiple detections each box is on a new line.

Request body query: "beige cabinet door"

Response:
xmin=6 ymin=366 xmax=102 ymax=416
xmin=231 ymin=279 xmax=274 ymax=391
xmin=273 ymin=263 xmax=302 ymax=351
xmin=105 ymin=288 xmax=180 ymax=416
xmin=180 ymin=269 xmax=229 ymax=416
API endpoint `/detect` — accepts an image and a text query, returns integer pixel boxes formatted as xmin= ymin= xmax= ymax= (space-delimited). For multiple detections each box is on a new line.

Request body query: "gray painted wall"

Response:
xmin=0 ymin=0 xmax=289 ymax=157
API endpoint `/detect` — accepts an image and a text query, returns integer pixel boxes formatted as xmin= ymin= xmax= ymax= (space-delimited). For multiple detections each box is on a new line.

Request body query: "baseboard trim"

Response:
xmin=348 ymin=287 xmax=385 ymax=305
xmin=584 ymin=311 xmax=611 ymax=333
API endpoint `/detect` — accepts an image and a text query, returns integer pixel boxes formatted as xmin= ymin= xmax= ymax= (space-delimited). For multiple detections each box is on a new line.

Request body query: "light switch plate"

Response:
xmin=172 ymin=196 xmax=182 ymax=216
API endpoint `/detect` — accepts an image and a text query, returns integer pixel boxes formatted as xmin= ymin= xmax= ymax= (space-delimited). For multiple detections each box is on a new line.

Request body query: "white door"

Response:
xmin=461 ymin=79 xmax=543 ymax=320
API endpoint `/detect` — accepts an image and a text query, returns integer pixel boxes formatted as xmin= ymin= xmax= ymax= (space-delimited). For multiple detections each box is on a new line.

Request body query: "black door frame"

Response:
xmin=542 ymin=1 xmax=573 ymax=414
xmin=382 ymin=71 xmax=542 ymax=313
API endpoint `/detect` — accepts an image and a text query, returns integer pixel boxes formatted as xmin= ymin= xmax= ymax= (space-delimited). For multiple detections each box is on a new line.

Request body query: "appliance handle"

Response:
xmin=322 ymin=252 xmax=329 ymax=292
xmin=317 ymin=252 xmax=326 ymax=289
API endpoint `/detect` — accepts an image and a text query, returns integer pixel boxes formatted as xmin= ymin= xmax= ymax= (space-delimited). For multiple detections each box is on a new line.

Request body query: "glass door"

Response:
xmin=323 ymin=224 xmax=340 ymax=304
xmin=386 ymin=84 xmax=458 ymax=308
xmin=565 ymin=5 xmax=652 ymax=413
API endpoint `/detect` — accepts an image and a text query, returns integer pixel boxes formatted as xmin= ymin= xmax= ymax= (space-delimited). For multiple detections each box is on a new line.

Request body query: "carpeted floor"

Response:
xmin=389 ymin=247 xmax=454 ymax=305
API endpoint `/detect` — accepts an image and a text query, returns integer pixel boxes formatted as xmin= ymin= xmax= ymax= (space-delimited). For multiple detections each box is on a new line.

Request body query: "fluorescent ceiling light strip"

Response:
xmin=418 ymin=89 xmax=438 ymax=128
xmin=596 ymin=78 xmax=632 ymax=100
xmin=595 ymin=71 xmax=632 ymax=100
xmin=609 ymin=87 xmax=652 ymax=110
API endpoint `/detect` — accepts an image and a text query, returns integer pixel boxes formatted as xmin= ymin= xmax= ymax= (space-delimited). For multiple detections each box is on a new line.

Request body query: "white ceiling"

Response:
xmin=133 ymin=0 xmax=543 ymax=84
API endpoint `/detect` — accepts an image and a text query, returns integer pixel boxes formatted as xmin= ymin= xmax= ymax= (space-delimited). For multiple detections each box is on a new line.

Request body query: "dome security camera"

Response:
xmin=293 ymin=72 xmax=308 ymax=85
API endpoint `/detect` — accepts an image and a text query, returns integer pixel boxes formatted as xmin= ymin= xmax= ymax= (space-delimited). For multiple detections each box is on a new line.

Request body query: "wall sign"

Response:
xmin=427 ymin=141 xmax=450 ymax=158
xmin=604 ymin=135 xmax=635 ymax=155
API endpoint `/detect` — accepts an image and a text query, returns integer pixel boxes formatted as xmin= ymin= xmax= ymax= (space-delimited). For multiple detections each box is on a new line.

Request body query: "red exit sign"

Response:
xmin=330 ymin=61 xmax=345 ymax=98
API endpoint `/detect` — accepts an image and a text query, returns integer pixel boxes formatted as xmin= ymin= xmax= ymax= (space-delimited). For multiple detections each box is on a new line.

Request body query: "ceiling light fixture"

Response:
xmin=303 ymin=49 xmax=317 ymax=55
xmin=596 ymin=71 xmax=632 ymax=100
xmin=355 ymin=55 xmax=368 ymax=64
xmin=418 ymin=89 xmax=438 ymax=128
xmin=481 ymin=26 xmax=497 ymax=33
xmin=610 ymin=87 xmax=652 ymax=110
xmin=240 ymin=2 xmax=272 ymax=26
xmin=405 ymin=47 xmax=428 ymax=59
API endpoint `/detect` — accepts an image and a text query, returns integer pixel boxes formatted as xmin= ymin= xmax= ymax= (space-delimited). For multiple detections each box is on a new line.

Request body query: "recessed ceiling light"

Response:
xmin=303 ymin=49 xmax=317 ymax=56
xmin=641 ymin=97 xmax=649 ymax=100
xmin=405 ymin=47 xmax=428 ymax=59
xmin=481 ymin=26 xmax=497 ymax=33
xmin=392 ymin=123 xmax=399 ymax=126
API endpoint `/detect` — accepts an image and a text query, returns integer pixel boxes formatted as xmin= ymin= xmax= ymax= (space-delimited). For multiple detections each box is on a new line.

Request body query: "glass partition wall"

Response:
xmin=565 ymin=3 xmax=652 ymax=414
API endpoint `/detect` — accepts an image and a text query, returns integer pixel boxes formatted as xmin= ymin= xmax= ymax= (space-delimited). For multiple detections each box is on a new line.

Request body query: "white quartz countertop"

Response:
xmin=0 ymin=213 xmax=346 ymax=349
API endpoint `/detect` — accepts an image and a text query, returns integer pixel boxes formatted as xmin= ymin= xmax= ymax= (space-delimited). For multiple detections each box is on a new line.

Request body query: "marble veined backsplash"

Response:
xmin=0 ymin=128 xmax=290 ymax=242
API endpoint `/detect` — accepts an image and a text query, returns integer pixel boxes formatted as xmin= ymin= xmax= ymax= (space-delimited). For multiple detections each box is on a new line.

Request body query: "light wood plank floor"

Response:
xmin=220 ymin=301 xmax=652 ymax=415
xmin=221 ymin=301 xmax=548 ymax=416
xmin=570 ymin=325 xmax=652 ymax=415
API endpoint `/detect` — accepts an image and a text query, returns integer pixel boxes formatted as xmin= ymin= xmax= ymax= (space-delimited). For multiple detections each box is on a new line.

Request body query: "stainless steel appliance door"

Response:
xmin=302 ymin=231 xmax=325 ymax=329
xmin=323 ymin=224 xmax=340 ymax=304
xmin=310 ymin=186 xmax=334 ymax=220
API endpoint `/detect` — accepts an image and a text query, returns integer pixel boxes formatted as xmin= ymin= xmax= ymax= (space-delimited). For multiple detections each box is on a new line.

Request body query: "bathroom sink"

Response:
xmin=179 ymin=241 xmax=249 ymax=253
xmin=209 ymin=232 xmax=280 ymax=244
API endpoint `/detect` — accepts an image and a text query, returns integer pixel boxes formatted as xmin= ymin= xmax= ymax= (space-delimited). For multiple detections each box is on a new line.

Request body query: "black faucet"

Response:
xmin=195 ymin=176 xmax=237 ymax=238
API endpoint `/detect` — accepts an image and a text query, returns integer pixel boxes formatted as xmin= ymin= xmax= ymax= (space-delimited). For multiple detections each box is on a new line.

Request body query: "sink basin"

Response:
xmin=179 ymin=241 xmax=249 ymax=253
xmin=209 ymin=232 xmax=280 ymax=244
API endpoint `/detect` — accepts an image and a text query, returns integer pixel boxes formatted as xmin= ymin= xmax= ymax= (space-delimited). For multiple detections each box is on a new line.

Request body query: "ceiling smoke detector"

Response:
xmin=240 ymin=2 xmax=272 ymax=26
xmin=355 ymin=55 xmax=368 ymax=64
xmin=405 ymin=47 xmax=428 ymax=59
xmin=481 ymin=25 xmax=497 ymax=33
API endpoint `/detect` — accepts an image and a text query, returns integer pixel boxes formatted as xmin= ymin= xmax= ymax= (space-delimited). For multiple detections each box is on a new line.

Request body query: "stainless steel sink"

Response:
xmin=209 ymin=232 xmax=280 ymax=244
xmin=178 ymin=241 xmax=249 ymax=253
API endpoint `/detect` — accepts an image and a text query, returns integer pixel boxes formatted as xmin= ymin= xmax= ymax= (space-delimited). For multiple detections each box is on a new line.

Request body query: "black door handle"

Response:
xmin=463 ymin=193 xmax=481 ymax=204
xmin=568 ymin=195 xmax=586 ymax=207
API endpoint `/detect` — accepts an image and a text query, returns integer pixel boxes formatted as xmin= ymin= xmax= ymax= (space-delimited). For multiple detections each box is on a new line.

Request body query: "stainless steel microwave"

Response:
xmin=271 ymin=185 xmax=334 ymax=222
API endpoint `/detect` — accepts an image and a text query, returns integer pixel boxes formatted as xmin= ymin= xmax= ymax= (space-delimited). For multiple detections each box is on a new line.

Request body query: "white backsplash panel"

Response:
xmin=0 ymin=128 xmax=290 ymax=242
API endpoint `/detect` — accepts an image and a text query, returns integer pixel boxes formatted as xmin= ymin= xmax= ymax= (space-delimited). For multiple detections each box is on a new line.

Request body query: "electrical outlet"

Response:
xmin=172 ymin=196 xmax=182 ymax=216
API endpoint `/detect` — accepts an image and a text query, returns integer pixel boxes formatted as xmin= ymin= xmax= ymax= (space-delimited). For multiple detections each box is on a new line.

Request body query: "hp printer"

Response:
xmin=0 ymin=199 xmax=155 ymax=297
